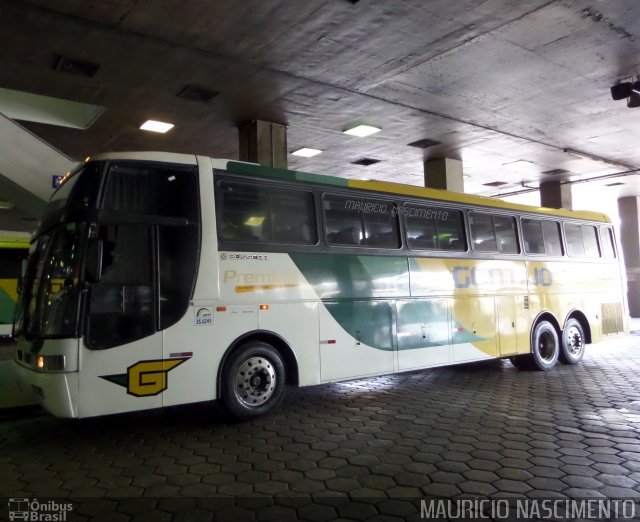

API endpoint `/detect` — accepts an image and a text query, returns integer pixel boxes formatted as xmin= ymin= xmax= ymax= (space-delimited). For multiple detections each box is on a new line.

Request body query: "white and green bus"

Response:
xmin=14 ymin=152 xmax=627 ymax=419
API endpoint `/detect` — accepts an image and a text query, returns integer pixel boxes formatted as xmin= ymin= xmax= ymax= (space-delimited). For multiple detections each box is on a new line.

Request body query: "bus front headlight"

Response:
xmin=36 ymin=355 xmax=66 ymax=371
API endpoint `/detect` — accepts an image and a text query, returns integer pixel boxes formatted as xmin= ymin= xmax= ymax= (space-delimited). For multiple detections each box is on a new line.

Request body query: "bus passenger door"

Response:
xmin=319 ymin=301 xmax=394 ymax=381
xmin=78 ymin=224 xmax=164 ymax=417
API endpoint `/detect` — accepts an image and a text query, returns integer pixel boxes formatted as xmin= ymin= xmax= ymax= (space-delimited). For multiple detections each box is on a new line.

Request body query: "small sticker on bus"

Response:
xmin=195 ymin=307 xmax=213 ymax=326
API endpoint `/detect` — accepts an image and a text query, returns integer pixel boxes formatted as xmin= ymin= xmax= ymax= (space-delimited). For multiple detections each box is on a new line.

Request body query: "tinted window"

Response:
xmin=103 ymin=163 xmax=199 ymax=221
xmin=470 ymin=212 xmax=518 ymax=254
xmin=600 ymin=227 xmax=616 ymax=258
xmin=323 ymin=194 xmax=400 ymax=249
xmin=565 ymin=223 xmax=585 ymax=257
xmin=404 ymin=206 xmax=465 ymax=251
xmin=86 ymin=224 xmax=155 ymax=350
xmin=219 ymin=181 xmax=316 ymax=245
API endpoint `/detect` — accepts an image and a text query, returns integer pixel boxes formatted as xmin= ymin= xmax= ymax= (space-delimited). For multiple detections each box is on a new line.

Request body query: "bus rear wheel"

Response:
xmin=560 ymin=318 xmax=585 ymax=365
xmin=221 ymin=341 xmax=286 ymax=421
xmin=530 ymin=320 xmax=559 ymax=371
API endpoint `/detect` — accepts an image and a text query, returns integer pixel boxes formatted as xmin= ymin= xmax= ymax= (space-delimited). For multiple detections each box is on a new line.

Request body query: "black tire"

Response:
xmin=530 ymin=320 xmax=559 ymax=371
xmin=221 ymin=341 xmax=286 ymax=421
xmin=509 ymin=355 xmax=532 ymax=370
xmin=560 ymin=318 xmax=585 ymax=364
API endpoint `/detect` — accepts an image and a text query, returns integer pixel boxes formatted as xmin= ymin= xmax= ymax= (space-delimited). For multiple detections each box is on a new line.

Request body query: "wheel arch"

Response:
xmin=217 ymin=330 xmax=300 ymax=398
xmin=531 ymin=311 xmax=562 ymax=339
xmin=563 ymin=309 xmax=592 ymax=344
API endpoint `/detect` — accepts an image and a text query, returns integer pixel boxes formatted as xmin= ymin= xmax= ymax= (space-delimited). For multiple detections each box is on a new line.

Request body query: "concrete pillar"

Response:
xmin=618 ymin=197 xmax=640 ymax=317
xmin=424 ymin=158 xmax=464 ymax=192
xmin=540 ymin=180 xmax=572 ymax=210
xmin=238 ymin=120 xmax=287 ymax=169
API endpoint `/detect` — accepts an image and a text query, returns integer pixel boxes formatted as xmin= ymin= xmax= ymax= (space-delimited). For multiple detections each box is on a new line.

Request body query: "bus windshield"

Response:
xmin=15 ymin=223 xmax=84 ymax=338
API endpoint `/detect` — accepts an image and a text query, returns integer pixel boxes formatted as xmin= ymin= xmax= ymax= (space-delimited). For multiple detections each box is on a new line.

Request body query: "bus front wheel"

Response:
xmin=530 ymin=320 xmax=559 ymax=371
xmin=560 ymin=318 xmax=585 ymax=365
xmin=221 ymin=341 xmax=286 ymax=421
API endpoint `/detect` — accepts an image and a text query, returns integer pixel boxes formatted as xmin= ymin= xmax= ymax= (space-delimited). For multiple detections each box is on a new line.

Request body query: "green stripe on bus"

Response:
xmin=225 ymin=161 xmax=348 ymax=187
xmin=290 ymin=253 xmax=486 ymax=350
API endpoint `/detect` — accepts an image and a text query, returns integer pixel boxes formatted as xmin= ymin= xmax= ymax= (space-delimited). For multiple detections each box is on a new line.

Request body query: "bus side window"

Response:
xmin=469 ymin=212 xmax=498 ymax=252
xmin=541 ymin=220 xmax=563 ymax=256
xmin=405 ymin=206 xmax=465 ymax=252
xmin=270 ymin=188 xmax=317 ymax=245
xmin=218 ymin=181 xmax=316 ymax=245
xmin=494 ymin=215 xmax=519 ymax=254
xmin=323 ymin=194 xmax=399 ymax=249
xmin=522 ymin=218 xmax=545 ymax=254
xmin=600 ymin=226 xmax=616 ymax=258
xmin=564 ymin=223 xmax=585 ymax=257
xmin=581 ymin=225 xmax=600 ymax=258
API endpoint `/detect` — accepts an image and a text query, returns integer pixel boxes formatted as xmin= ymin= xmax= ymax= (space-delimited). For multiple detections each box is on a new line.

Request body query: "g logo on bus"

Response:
xmin=100 ymin=357 xmax=191 ymax=397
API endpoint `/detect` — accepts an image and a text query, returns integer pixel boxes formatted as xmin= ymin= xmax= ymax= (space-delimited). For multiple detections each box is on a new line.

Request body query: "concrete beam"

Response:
xmin=239 ymin=120 xmax=288 ymax=169
xmin=540 ymin=180 xmax=572 ymax=210
xmin=618 ymin=196 xmax=640 ymax=318
xmin=424 ymin=158 xmax=464 ymax=192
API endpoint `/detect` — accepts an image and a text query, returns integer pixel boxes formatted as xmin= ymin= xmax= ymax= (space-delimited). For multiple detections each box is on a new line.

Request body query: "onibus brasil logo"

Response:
xmin=8 ymin=498 xmax=73 ymax=521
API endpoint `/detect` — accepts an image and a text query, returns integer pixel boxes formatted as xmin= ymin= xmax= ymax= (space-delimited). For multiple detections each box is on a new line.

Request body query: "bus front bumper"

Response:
xmin=14 ymin=363 xmax=78 ymax=418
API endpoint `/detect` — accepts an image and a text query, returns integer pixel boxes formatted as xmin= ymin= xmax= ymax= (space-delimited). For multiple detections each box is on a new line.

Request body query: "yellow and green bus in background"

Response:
xmin=0 ymin=234 xmax=29 ymax=337
xmin=13 ymin=152 xmax=628 ymax=419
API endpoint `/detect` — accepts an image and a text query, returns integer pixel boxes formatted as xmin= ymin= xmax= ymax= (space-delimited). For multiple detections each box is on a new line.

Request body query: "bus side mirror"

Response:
xmin=86 ymin=239 xmax=104 ymax=283
xmin=17 ymin=258 xmax=27 ymax=294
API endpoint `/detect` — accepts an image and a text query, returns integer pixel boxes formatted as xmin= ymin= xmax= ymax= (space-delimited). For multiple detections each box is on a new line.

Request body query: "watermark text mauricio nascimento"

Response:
xmin=420 ymin=498 xmax=636 ymax=520
xmin=344 ymin=199 xmax=449 ymax=220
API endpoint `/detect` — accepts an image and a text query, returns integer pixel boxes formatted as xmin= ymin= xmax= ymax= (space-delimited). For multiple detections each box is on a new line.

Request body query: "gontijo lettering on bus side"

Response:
xmin=451 ymin=266 xmax=552 ymax=288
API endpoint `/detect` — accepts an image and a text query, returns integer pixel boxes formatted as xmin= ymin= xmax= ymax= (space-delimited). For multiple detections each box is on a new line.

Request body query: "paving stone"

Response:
xmin=5 ymin=335 xmax=640 ymax=517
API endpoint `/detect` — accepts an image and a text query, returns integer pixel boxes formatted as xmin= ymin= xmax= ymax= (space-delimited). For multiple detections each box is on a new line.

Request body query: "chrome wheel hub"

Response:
xmin=235 ymin=357 xmax=276 ymax=407
xmin=565 ymin=326 xmax=583 ymax=356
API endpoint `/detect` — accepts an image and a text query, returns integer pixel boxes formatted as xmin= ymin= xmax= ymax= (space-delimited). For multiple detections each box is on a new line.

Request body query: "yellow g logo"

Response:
xmin=100 ymin=357 xmax=190 ymax=397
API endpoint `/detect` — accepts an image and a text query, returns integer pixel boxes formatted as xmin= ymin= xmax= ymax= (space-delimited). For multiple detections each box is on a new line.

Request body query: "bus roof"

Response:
xmin=224 ymin=161 xmax=611 ymax=223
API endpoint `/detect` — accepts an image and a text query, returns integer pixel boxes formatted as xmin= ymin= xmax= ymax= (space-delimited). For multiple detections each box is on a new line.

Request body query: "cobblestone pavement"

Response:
xmin=2 ymin=335 xmax=640 ymax=521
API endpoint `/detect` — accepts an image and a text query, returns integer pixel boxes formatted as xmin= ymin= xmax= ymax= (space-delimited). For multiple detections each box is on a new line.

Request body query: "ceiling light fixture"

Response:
xmin=140 ymin=120 xmax=174 ymax=133
xmin=291 ymin=147 xmax=322 ymax=158
xmin=342 ymin=124 xmax=381 ymax=137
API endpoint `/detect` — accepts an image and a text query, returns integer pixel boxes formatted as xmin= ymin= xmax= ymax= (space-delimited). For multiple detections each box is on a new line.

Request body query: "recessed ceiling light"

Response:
xmin=605 ymin=182 xmax=625 ymax=187
xmin=140 ymin=120 xmax=174 ymax=133
xmin=483 ymin=181 xmax=508 ymax=187
xmin=342 ymin=124 xmax=381 ymax=137
xmin=291 ymin=147 xmax=322 ymax=158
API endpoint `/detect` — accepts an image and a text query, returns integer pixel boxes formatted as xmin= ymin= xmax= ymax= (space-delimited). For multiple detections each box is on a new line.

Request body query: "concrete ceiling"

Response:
xmin=2 ymin=0 xmax=640 ymax=229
